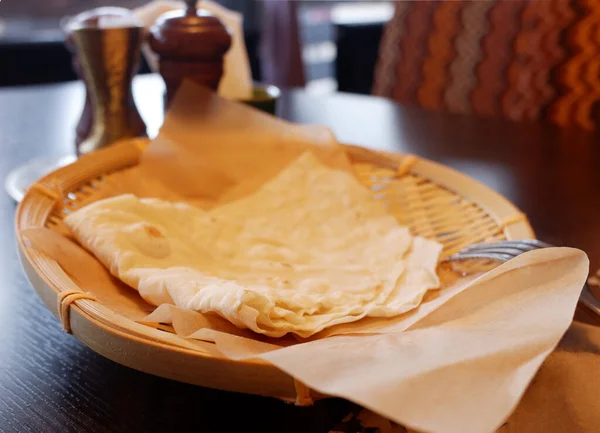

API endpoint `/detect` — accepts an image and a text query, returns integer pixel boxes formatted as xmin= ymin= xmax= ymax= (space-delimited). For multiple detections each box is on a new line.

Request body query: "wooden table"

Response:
xmin=1 ymin=75 xmax=599 ymax=432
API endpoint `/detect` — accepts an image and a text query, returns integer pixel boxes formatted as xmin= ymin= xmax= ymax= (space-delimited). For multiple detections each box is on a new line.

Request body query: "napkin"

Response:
xmin=134 ymin=0 xmax=253 ymax=100
xmin=141 ymin=247 xmax=589 ymax=433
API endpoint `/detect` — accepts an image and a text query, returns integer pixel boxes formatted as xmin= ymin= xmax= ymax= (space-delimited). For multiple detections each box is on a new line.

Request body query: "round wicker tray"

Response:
xmin=16 ymin=138 xmax=534 ymax=404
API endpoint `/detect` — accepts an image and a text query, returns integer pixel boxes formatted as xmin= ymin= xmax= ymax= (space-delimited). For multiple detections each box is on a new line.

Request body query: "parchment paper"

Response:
xmin=330 ymin=320 xmax=600 ymax=433
xmin=137 ymin=80 xmax=352 ymax=202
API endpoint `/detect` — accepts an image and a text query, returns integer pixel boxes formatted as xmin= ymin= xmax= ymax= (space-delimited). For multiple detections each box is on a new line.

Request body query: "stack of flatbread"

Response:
xmin=64 ymin=152 xmax=442 ymax=337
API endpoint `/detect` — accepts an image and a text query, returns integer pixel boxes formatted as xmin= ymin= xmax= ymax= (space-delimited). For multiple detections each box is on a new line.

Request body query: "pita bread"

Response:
xmin=64 ymin=152 xmax=441 ymax=337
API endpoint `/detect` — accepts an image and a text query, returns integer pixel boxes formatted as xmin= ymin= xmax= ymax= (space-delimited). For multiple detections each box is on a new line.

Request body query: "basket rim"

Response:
xmin=16 ymin=139 xmax=535 ymax=371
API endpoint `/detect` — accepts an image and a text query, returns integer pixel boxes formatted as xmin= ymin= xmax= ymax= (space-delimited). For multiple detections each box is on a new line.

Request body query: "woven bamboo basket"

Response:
xmin=16 ymin=138 xmax=534 ymax=404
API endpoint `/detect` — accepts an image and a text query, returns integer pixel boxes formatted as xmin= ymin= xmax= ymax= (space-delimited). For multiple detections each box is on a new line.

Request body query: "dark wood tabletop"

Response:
xmin=1 ymin=74 xmax=599 ymax=433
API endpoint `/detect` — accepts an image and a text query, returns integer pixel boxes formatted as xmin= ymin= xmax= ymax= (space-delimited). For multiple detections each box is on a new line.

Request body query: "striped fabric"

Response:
xmin=373 ymin=0 xmax=600 ymax=130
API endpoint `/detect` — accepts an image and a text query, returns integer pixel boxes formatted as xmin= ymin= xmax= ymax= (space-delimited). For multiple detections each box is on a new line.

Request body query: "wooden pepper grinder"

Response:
xmin=149 ymin=0 xmax=232 ymax=107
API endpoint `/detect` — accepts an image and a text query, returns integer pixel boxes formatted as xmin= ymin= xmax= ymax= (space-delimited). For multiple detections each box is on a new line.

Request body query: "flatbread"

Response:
xmin=64 ymin=152 xmax=441 ymax=337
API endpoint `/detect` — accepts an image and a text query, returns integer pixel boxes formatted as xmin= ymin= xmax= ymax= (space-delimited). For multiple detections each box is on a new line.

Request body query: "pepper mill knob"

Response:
xmin=149 ymin=0 xmax=232 ymax=107
xmin=184 ymin=0 xmax=197 ymax=14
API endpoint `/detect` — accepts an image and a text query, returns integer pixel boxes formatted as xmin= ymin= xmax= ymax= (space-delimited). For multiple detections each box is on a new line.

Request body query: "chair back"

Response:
xmin=374 ymin=0 xmax=600 ymax=130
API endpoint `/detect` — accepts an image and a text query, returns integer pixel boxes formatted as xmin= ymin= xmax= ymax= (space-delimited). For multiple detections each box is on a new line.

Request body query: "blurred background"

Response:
xmin=0 ymin=0 xmax=393 ymax=95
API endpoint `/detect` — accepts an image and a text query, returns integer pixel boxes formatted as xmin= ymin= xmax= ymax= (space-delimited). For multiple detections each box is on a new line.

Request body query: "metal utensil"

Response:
xmin=445 ymin=240 xmax=600 ymax=317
